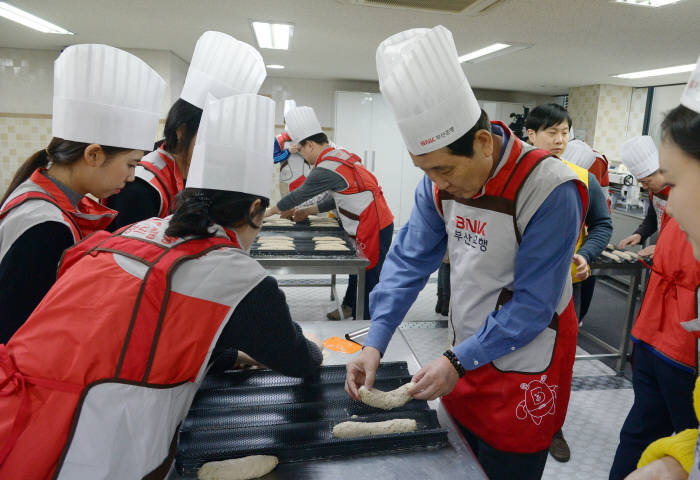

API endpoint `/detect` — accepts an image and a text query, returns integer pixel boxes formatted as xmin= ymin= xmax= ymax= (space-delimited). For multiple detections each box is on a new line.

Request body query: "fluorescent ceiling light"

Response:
xmin=613 ymin=63 xmax=695 ymax=79
xmin=251 ymin=21 xmax=293 ymax=50
xmin=613 ymin=0 xmax=683 ymax=7
xmin=266 ymin=64 xmax=285 ymax=69
xmin=0 ymin=2 xmax=72 ymax=34
xmin=459 ymin=43 xmax=511 ymax=63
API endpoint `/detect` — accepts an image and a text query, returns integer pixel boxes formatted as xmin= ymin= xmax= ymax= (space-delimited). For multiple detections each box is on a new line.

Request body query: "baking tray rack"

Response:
xmin=175 ymin=362 xmax=448 ymax=475
xmin=251 ymin=229 xmax=356 ymax=257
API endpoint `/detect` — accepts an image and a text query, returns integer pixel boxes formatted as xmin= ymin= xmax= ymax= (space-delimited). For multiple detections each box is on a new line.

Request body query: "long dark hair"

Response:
xmin=661 ymin=104 xmax=700 ymax=161
xmin=160 ymin=98 xmax=203 ymax=154
xmin=1 ymin=137 xmax=129 ymax=206
xmin=165 ymin=188 xmax=270 ymax=238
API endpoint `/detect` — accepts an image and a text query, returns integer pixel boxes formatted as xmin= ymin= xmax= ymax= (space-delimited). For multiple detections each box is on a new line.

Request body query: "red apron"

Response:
xmin=137 ymin=147 xmax=185 ymax=217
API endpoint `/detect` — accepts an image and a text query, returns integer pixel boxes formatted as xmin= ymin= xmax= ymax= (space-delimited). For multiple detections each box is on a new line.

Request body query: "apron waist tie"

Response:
xmin=0 ymin=345 xmax=82 ymax=465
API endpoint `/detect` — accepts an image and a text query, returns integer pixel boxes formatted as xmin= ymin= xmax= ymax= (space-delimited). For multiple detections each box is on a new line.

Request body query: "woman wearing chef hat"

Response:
xmin=106 ymin=31 xmax=266 ymax=230
xmin=617 ymin=135 xmax=671 ymax=258
xmin=345 ymin=26 xmax=588 ymax=480
xmin=617 ymin=56 xmax=700 ymax=480
xmin=0 ymin=44 xmax=165 ymax=343
xmin=0 ymin=93 xmax=322 ymax=479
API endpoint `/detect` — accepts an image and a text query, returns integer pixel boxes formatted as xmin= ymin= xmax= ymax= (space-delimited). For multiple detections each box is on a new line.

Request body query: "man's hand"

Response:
xmin=407 ymin=355 xmax=459 ymax=401
xmin=638 ymin=244 xmax=656 ymax=258
xmin=345 ymin=346 xmax=381 ymax=401
xmin=573 ymin=254 xmax=590 ymax=281
xmin=279 ymin=209 xmax=295 ymax=219
xmin=264 ymin=206 xmax=280 ymax=218
xmin=619 ymin=234 xmax=642 ymax=249
xmin=288 ymin=143 xmax=300 ymax=154
xmin=624 ymin=456 xmax=688 ymax=480
xmin=293 ymin=207 xmax=312 ymax=222
xmin=234 ymin=351 xmax=267 ymax=369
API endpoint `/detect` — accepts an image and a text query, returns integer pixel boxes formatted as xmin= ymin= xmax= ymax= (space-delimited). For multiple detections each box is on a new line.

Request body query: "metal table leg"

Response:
xmin=356 ymin=268 xmax=367 ymax=320
xmin=330 ymin=274 xmax=336 ymax=301
xmin=616 ymin=269 xmax=641 ymax=374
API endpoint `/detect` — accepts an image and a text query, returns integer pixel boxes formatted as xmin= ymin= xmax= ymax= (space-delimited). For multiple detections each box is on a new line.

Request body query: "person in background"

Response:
xmin=617 ymin=136 xmax=670 ymax=258
xmin=0 ymin=44 xmax=164 ymax=343
xmin=106 ymin=31 xmax=266 ymax=231
xmin=265 ymin=106 xmax=394 ymax=321
xmin=622 ymin=56 xmax=700 ymax=480
xmin=275 ymin=99 xmax=311 ymax=195
xmin=525 ymin=103 xmax=613 ymax=464
xmin=346 ymin=26 xmax=587 ymax=480
xmin=0 ymin=93 xmax=322 ymax=479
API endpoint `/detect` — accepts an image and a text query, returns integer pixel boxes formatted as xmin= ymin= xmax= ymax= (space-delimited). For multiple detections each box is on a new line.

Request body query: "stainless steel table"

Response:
xmin=254 ymin=256 xmax=370 ymax=320
xmin=575 ymin=259 xmax=644 ymax=373
xmin=170 ymin=320 xmax=486 ymax=479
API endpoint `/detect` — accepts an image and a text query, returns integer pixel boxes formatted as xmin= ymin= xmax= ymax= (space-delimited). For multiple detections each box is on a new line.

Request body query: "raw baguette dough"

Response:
xmin=313 ymin=236 xmax=342 ymax=241
xmin=332 ymin=419 xmax=417 ymax=439
xmin=314 ymin=245 xmax=350 ymax=251
xmin=612 ymin=250 xmax=633 ymax=261
xmin=257 ymin=245 xmax=294 ymax=251
xmin=197 ymin=455 xmax=278 ymax=480
xmin=258 ymin=236 xmax=293 ymax=241
xmin=601 ymin=251 xmax=622 ymax=263
xmin=359 ymin=382 xmax=415 ymax=410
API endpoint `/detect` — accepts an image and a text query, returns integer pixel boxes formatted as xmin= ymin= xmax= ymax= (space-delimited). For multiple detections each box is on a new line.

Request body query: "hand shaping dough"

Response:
xmin=358 ymin=382 xmax=415 ymax=410
xmin=197 ymin=455 xmax=278 ymax=480
xmin=332 ymin=419 xmax=417 ymax=439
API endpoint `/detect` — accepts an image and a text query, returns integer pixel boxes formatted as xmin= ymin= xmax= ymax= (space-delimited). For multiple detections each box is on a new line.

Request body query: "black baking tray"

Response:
xmin=251 ymin=229 xmax=356 ymax=257
xmin=175 ymin=362 xmax=448 ymax=475
xmin=261 ymin=217 xmax=343 ymax=232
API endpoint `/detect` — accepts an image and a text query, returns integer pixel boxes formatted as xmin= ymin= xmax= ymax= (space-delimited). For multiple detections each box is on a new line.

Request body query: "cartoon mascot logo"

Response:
xmin=516 ymin=375 xmax=557 ymax=425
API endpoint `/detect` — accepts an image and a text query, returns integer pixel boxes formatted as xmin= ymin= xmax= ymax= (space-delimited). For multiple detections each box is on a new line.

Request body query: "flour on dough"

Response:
xmin=197 ymin=455 xmax=278 ymax=480
xmin=332 ymin=419 xmax=417 ymax=439
xmin=359 ymin=382 xmax=415 ymax=410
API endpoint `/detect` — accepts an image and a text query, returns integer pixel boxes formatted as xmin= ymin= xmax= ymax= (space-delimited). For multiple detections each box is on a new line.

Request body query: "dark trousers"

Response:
xmin=573 ymin=276 xmax=596 ymax=323
xmin=343 ymin=223 xmax=394 ymax=319
xmin=609 ymin=344 xmax=698 ymax=480
xmin=456 ymin=422 xmax=549 ymax=480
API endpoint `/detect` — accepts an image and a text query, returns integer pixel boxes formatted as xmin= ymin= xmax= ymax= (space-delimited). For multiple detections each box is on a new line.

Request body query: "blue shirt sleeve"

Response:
xmin=577 ymin=173 xmax=613 ymax=264
xmin=453 ymin=180 xmax=583 ymax=369
xmin=365 ymin=175 xmax=447 ymax=354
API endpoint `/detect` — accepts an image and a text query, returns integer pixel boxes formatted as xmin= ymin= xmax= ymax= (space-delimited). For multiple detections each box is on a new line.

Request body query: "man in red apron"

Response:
xmin=618 ymin=136 xmax=670 ymax=257
xmin=345 ymin=26 xmax=587 ymax=480
xmin=265 ymin=106 xmax=394 ymax=320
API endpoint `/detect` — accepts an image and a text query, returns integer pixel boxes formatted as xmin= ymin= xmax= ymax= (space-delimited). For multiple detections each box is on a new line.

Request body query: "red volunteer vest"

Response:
xmin=138 ymin=147 xmax=185 ymax=217
xmin=0 ymin=169 xmax=117 ymax=241
xmin=590 ymin=151 xmax=611 ymax=211
xmin=650 ymin=186 xmax=670 ymax=230
xmin=0 ymin=219 xmax=241 ymax=479
xmin=438 ymin=128 xmax=588 ymax=453
xmin=316 ymin=147 xmax=394 ymax=269
xmin=631 ymin=217 xmax=700 ymax=369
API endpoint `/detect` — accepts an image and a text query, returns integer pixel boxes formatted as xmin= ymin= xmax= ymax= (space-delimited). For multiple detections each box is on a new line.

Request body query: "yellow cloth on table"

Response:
xmin=637 ymin=376 xmax=700 ymax=473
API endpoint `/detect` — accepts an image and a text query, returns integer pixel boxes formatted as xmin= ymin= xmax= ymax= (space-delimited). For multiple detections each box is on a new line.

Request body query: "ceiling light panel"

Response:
xmin=0 ymin=2 xmax=73 ymax=34
xmin=613 ymin=63 xmax=695 ymax=79
xmin=612 ymin=0 xmax=684 ymax=7
xmin=251 ymin=21 xmax=293 ymax=50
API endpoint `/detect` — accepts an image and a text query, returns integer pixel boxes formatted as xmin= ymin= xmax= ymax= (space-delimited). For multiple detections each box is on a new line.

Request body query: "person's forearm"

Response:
xmin=635 ymin=204 xmax=658 ymax=242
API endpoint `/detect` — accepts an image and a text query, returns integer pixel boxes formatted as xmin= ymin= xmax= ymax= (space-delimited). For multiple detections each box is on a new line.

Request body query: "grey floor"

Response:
xmin=282 ymin=272 xmax=635 ymax=480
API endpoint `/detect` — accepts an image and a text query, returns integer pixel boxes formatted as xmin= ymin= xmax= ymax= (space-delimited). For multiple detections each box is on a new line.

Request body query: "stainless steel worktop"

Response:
xmin=170 ymin=320 xmax=486 ymax=479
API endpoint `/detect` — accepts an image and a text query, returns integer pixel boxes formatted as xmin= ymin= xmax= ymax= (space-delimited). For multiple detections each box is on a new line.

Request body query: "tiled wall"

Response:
xmin=0 ymin=115 xmax=51 ymax=196
xmin=567 ymin=85 xmax=600 ymax=144
xmin=567 ymin=84 xmax=648 ymax=163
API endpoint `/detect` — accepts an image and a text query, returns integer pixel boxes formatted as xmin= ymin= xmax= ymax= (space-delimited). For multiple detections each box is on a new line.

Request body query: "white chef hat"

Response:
xmin=621 ymin=136 xmax=659 ymax=179
xmin=186 ymin=94 xmax=275 ymax=198
xmin=283 ymin=99 xmax=297 ymax=116
xmin=285 ymin=106 xmax=323 ymax=143
xmin=681 ymin=55 xmax=700 ymax=114
xmin=376 ymin=25 xmax=481 ymax=155
xmin=180 ymin=31 xmax=266 ymax=109
xmin=563 ymin=139 xmax=595 ymax=170
xmin=52 ymin=44 xmax=165 ymax=151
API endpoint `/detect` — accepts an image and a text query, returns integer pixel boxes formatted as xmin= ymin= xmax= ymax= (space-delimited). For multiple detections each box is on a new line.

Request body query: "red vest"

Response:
xmin=315 ymin=147 xmax=394 ymax=269
xmin=437 ymin=124 xmax=588 ymax=453
xmin=0 ymin=169 xmax=117 ymax=259
xmin=591 ymin=151 xmax=611 ymax=211
xmin=136 ymin=147 xmax=185 ymax=217
xmin=631 ymin=217 xmax=700 ymax=369
xmin=0 ymin=217 xmax=264 ymax=479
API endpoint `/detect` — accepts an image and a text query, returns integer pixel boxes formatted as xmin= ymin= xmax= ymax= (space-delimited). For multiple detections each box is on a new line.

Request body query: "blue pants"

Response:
xmin=343 ymin=223 xmax=394 ymax=320
xmin=609 ymin=343 xmax=698 ymax=480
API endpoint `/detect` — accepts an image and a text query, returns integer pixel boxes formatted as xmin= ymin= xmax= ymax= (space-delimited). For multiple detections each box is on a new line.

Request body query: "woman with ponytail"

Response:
xmin=106 ymin=30 xmax=266 ymax=231
xmin=0 ymin=44 xmax=164 ymax=342
xmin=0 ymin=94 xmax=321 ymax=479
